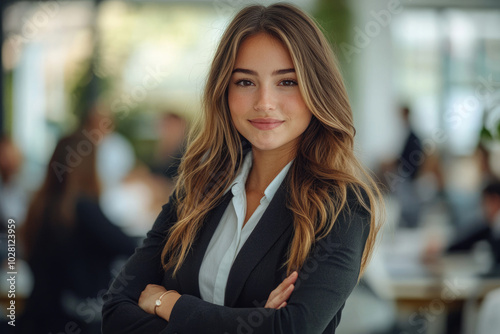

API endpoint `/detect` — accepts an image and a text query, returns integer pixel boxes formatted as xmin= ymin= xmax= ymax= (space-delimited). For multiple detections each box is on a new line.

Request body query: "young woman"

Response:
xmin=102 ymin=3 xmax=383 ymax=333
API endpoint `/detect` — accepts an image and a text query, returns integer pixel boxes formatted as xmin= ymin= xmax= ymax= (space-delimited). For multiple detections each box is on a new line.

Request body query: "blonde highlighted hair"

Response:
xmin=161 ymin=3 xmax=383 ymax=278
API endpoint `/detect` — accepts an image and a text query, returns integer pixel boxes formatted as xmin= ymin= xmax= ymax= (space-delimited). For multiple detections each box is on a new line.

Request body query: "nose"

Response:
xmin=253 ymin=85 xmax=276 ymax=112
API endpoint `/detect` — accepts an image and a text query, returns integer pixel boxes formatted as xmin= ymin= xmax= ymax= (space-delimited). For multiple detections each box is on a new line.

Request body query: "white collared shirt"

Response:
xmin=198 ymin=150 xmax=293 ymax=305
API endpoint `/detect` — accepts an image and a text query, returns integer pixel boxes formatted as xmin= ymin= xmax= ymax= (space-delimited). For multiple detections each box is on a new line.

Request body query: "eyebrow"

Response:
xmin=232 ymin=68 xmax=295 ymax=76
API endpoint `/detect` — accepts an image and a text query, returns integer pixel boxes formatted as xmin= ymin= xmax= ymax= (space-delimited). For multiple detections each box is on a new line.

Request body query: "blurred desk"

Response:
xmin=390 ymin=273 xmax=500 ymax=311
xmin=383 ymin=229 xmax=500 ymax=316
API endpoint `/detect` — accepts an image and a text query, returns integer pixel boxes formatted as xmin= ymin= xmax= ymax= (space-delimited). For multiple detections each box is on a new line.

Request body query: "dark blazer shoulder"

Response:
xmin=346 ymin=183 xmax=369 ymax=204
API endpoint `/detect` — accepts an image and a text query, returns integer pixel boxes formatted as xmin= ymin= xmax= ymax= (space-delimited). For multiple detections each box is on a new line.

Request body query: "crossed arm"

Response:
xmin=137 ymin=271 xmax=298 ymax=321
xmin=102 ymin=193 xmax=370 ymax=334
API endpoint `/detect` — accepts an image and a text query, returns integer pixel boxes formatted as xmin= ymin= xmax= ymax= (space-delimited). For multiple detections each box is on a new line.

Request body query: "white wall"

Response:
xmin=349 ymin=0 xmax=405 ymax=168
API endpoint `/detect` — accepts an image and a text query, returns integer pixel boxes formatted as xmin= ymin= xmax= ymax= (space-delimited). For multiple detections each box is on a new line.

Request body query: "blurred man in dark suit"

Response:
xmin=447 ymin=181 xmax=500 ymax=274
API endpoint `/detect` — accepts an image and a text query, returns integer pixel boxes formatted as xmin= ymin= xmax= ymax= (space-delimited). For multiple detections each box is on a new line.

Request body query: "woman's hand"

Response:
xmin=265 ymin=271 xmax=298 ymax=309
xmin=138 ymin=284 xmax=167 ymax=314
xmin=138 ymin=284 xmax=181 ymax=321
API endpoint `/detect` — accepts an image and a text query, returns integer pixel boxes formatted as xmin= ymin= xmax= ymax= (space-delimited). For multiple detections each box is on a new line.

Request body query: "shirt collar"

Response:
xmin=226 ymin=150 xmax=253 ymax=196
xmin=263 ymin=157 xmax=293 ymax=202
xmin=223 ymin=150 xmax=294 ymax=203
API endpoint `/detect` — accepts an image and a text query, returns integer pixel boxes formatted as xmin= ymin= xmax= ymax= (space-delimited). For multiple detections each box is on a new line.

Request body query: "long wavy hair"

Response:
xmin=21 ymin=132 xmax=101 ymax=259
xmin=162 ymin=3 xmax=383 ymax=278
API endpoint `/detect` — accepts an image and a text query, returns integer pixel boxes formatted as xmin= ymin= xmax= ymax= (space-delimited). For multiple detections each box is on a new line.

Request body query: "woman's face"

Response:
xmin=228 ymin=33 xmax=312 ymax=155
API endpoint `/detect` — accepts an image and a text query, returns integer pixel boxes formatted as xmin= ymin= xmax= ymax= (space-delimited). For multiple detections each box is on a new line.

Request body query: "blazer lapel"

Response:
xmin=224 ymin=178 xmax=294 ymax=307
xmin=175 ymin=190 xmax=233 ymax=297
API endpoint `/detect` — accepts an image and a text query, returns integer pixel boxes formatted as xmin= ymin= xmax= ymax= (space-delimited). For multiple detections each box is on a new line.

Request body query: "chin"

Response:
xmin=249 ymin=140 xmax=287 ymax=152
xmin=245 ymin=139 xmax=272 ymax=150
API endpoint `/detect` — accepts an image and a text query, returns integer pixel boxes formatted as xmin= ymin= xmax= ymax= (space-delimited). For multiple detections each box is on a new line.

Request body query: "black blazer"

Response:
xmin=102 ymin=171 xmax=370 ymax=334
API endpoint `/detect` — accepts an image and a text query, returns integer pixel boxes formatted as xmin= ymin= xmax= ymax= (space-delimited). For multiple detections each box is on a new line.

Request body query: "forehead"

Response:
xmin=233 ymin=33 xmax=294 ymax=70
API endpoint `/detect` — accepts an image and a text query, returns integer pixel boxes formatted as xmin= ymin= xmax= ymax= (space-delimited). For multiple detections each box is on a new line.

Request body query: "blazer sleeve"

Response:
xmin=101 ymin=192 xmax=179 ymax=333
xmin=163 ymin=201 xmax=371 ymax=334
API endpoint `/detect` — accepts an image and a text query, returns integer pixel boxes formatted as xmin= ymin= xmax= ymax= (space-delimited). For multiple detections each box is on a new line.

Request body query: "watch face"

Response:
xmin=156 ymin=300 xmax=162 ymax=306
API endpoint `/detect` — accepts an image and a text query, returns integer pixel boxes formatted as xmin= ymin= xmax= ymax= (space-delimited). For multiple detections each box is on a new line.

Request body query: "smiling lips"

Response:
xmin=248 ymin=118 xmax=285 ymax=130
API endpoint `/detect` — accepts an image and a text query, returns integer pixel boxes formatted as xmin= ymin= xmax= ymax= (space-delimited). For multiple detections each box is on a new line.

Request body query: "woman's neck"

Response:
xmin=246 ymin=146 xmax=295 ymax=193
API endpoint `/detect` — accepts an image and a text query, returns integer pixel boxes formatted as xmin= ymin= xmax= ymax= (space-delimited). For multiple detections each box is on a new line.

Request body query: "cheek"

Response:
xmin=284 ymin=96 xmax=312 ymax=128
xmin=228 ymin=90 xmax=237 ymax=122
xmin=228 ymin=89 xmax=246 ymax=118
xmin=228 ymin=93 xmax=248 ymax=134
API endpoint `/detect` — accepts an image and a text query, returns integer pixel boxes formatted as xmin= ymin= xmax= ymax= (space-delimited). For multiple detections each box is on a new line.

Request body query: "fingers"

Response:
xmin=277 ymin=271 xmax=298 ymax=291
xmin=274 ymin=271 xmax=298 ymax=296
xmin=269 ymin=282 xmax=295 ymax=309
xmin=281 ymin=284 xmax=294 ymax=302
xmin=265 ymin=271 xmax=298 ymax=309
xmin=286 ymin=271 xmax=298 ymax=284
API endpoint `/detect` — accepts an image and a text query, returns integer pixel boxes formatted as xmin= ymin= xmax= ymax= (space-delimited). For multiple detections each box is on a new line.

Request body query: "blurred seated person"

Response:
xmin=18 ymin=132 xmax=137 ymax=334
xmin=446 ymin=181 xmax=500 ymax=274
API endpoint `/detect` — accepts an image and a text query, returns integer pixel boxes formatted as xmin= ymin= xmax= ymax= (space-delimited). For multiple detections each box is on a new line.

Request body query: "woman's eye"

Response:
xmin=279 ymin=80 xmax=298 ymax=86
xmin=235 ymin=80 xmax=254 ymax=87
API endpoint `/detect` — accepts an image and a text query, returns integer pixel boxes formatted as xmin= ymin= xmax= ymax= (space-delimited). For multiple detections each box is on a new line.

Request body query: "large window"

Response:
xmin=392 ymin=8 xmax=500 ymax=156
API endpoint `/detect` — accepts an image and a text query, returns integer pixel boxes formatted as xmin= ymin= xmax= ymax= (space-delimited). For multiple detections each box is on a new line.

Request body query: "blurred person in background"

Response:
xmin=380 ymin=106 xmax=425 ymax=228
xmin=423 ymin=180 xmax=500 ymax=272
xmin=446 ymin=180 xmax=500 ymax=275
xmin=83 ymin=103 xmax=172 ymax=237
xmin=80 ymin=101 xmax=136 ymax=190
xmin=145 ymin=111 xmax=189 ymax=208
xmin=151 ymin=111 xmax=188 ymax=182
xmin=397 ymin=106 xmax=423 ymax=182
xmin=0 ymin=136 xmax=28 ymax=229
xmin=394 ymin=106 xmax=425 ymax=228
xmin=426 ymin=180 xmax=500 ymax=334
xmin=476 ymin=143 xmax=495 ymax=185
xmin=18 ymin=132 xmax=137 ymax=334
